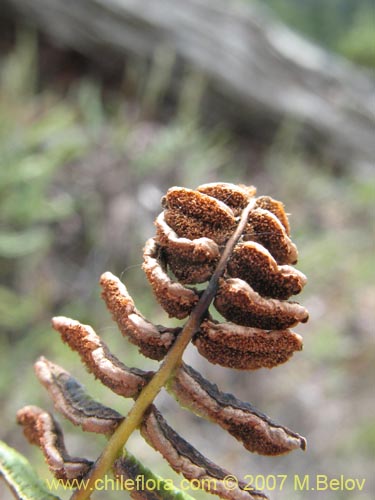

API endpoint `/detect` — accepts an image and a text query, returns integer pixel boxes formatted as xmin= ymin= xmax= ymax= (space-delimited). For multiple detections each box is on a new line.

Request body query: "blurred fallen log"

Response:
xmin=3 ymin=0 xmax=375 ymax=166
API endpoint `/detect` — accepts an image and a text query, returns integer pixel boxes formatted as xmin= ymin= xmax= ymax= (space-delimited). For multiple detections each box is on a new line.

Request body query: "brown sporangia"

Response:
xmin=253 ymin=196 xmax=291 ymax=235
xmin=100 ymin=270 xmax=182 ymax=357
xmin=155 ymin=212 xmax=220 ymax=284
xmin=244 ymin=209 xmax=298 ymax=265
xmin=227 ymin=241 xmax=307 ymax=300
xmin=142 ymin=238 xmax=200 ymax=318
xmin=16 ymin=406 xmax=93 ymax=482
xmin=51 ymin=316 xmax=152 ymax=397
xmin=197 ymin=182 xmax=256 ymax=216
xmin=193 ymin=319 xmax=303 ymax=370
xmin=214 ymin=278 xmax=309 ymax=330
xmin=162 ymin=187 xmax=237 ymax=244
xmin=17 ymin=182 xmax=309 ymax=500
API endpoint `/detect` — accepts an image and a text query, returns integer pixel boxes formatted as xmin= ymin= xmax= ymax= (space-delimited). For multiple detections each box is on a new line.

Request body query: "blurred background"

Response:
xmin=0 ymin=0 xmax=374 ymax=499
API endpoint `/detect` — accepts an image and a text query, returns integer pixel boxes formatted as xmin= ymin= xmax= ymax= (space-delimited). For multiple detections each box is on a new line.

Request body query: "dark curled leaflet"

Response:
xmin=169 ymin=364 xmax=306 ymax=456
xmin=141 ymin=406 xmax=268 ymax=500
xmin=17 ymin=405 xmax=93 ymax=482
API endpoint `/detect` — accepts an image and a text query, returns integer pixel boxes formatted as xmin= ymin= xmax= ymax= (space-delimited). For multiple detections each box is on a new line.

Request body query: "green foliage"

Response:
xmin=121 ymin=453 xmax=196 ymax=500
xmin=0 ymin=439 xmax=196 ymax=500
xmin=255 ymin=0 xmax=375 ymax=68
xmin=127 ymin=121 xmax=230 ymax=182
xmin=0 ymin=440 xmax=60 ymax=500
xmin=0 ymin=29 xmax=88 ymax=334
xmin=338 ymin=6 xmax=375 ymax=68
xmin=355 ymin=421 xmax=375 ymax=457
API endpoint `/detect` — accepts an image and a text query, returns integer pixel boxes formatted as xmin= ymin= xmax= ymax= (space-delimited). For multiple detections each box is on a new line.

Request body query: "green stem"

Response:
xmin=71 ymin=200 xmax=254 ymax=500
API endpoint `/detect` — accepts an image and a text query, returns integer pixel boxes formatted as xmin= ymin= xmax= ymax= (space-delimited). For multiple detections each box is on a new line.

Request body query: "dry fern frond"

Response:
xmin=16 ymin=182 xmax=308 ymax=500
